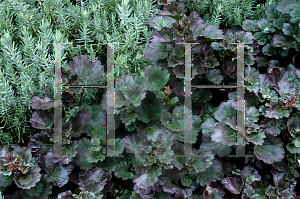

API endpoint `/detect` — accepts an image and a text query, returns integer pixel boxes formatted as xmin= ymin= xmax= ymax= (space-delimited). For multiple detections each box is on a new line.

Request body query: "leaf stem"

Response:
xmin=78 ymin=92 xmax=83 ymax=106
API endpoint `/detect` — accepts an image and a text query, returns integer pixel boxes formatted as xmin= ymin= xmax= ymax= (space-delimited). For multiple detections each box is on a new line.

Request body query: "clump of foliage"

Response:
xmin=0 ymin=0 xmax=160 ymax=146
xmin=1 ymin=0 xmax=300 ymax=198
xmin=180 ymin=0 xmax=286 ymax=29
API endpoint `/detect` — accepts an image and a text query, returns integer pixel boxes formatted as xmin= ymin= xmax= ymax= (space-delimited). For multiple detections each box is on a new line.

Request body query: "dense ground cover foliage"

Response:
xmin=1 ymin=0 xmax=300 ymax=198
xmin=0 ymin=0 xmax=160 ymax=146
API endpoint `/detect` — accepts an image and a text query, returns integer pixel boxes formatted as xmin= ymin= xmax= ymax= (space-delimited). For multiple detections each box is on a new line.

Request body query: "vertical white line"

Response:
xmin=236 ymin=43 xmax=246 ymax=156
xmin=53 ymin=42 xmax=62 ymax=157
xmin=228 ymin=43 xmax=253 ymax=157
xmin=107 ymin=43 xmax=115 ymax=156
xmin=184 ymin=43 xmax=193 ymax=157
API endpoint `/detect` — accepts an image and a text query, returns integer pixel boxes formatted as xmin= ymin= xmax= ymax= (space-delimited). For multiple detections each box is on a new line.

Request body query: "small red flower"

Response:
xmin=9 ymin=163 xmax=15 ymax=170
xmin=164 ymin=86 xmax=172 ymax=95
xmin=291 ymin=96 xmax=296 ymax=103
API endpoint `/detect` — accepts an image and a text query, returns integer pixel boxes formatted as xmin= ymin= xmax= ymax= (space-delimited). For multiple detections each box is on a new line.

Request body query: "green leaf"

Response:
xmin=277 ymin=48 xmax=290 ymax=57
xmin=125 ymin=85 xmax=147 ymax=107
xmin=144 ymin=65 xmax=170 ymax=91
xmin=141 ymin=120 xmax=166 ymax=136
xmin=211 ymin=42 xmax=226 ymax=51
xmin=262 ymin=44 xmax=277 ymax=56
xmin=87 ymin=102 xmax=109 ymax=132
xmin=74 ymin=138 xmax=94 ymax=170
xmin=244 ymin=181 xmax=269 ymax=198
xmin=275 ymin=81 xmax=296 ymax=100
xmin=114 ymin=161 xmax=134 ymax=180
xmin=24 ymin=174 xmax=52 ymax=199
xmin=117 ymin=76 xmax=147 ymax=107
xmin=156 ymin=91 xmax=165 ymax=99
xmin=246 ymin=129 xmax=266 ymax=145
xmin=190 ymin=147 xmax=214 ymax=173
xmin=196 ymin=159 xmax=223 ymax=186
xmin=85 ymin=145 xmax=105 ymax=163
xmin=283 ymin=23 xmax=293 ymax=36
xmin=0 ymin=173 xmax=13 ymax=187
xmin=31 ymin=93 xmax=54 ymax=110
xmin=29 ymin=110 xmax=54 ymax=129
xmin=234 ymin=31 xmax=254 ymax=44
xmin=212 ymin=120 xmax=243 ymax=146
xmin=119 ymin=111 xmax=138 ymax=125
xmin=290 ymin=4 xmax=300 ymax=17
xmin=265 ymin=100 xmax=291 ymax=119
xmin=204 ymin=25 xmax=224 ymax=40
xmin=286 ymin=143 xmax=300 ymax=153
xmin=224 ymin=177 xmax=244 ymax=194
xmin=292 ymin=137 xmax=300 ymax=147
xmin=13 ymin=166 xmax=41 ymax=189
xmin=287 ymin=116 xmax=300 ymax=138
xmin=201 ymin=186 xmax=225 ymax=198
xmin=78 ymin=168 xmax=112 ymax=197
xmin=162 ymin=167 xmax=184 ymax=194
xmin=254 ymin=32 xmax=272 ymax=45
xmin=214 ymin=99 xmax=236 ymax=123
xmin=201 ymin=133 xmax=232 ymax=157
xmin=160 ymin=105 xmax=185 ymax=132
xmin=254 ymin=133 xmax=285 ymax=164
xmin=206 ymin=69 xmax=223 ymax=84
xmin=151 ymin=27 xmax=175 ymax=43
xmin=245 ymin=66 xmax=260 ymax=92
xmin=245 ymin=107 xmax=259 ymax=126
xmin=107 ymin=138 xmax=124 ymax=156
xmin=148 ymin=129 xmax=175 ymax=164
xmin=40 ymin=153 xmax=73 ymax=187
xmin=94 ymin=157 xmax=119 ymax=172
xmin=159 ymin=2 xmax=185 ymax=19
xmin=266 ymin=4 xmax=281 ymax=21
xmin=201 ymin=118 xmax=218 ymax=134
xmin=181 ymin=176 xmax=193 ymax=187
xmin=276 ymin=0 xmax=300 ymax=14
xmin=192 ymin=88 xmax=212 ymax=104
xmin=188 ymin=17 xmax=206 ymax=37
xmin=161 ymin=106 xmax=201 ymax=143
xmin=137 ymin=92 xmax=164 ymax=124
xmin=133 ymin=165 xmax=162 ymax=189
xmin=264 ymin=67 xmax=286 ymax=87
xmin=114 ymin=86 xmax=132 ymax=109
xmin=70 ymin=111 xmax=92 ymax=138
xmin=201 ymin=118 xmax=232 ymax=157
xmin=171 ymin=140 xmax=192 ymax=170
xmin=240 ymin=166 xmax=261 ymax=185
xmin=201 ymin=102 xmax=218 ymax=122
xmin=153 ymin=191 xmax=172 ymax=199
xmin=48 ymin=142 xmax=78 ymax=165
xmin=123 ymin=133 xmax=146 ymax=157
xmin=273 ymin=33 xmax=296 ymax=49
xmin=91 ymin=125 xmax=107 ymax=145
xmin=242 ymin=20 xmax=260 ymax=32
xmin=176 ymin=180 xmax=195 ymax=198
xmin=169 ymin=97 xmax=179 ymax=105
xmin=245 ymin=92 xmax=259 ymax=107
xmin=68 ymin=55 xmax=105 ymax=86
xmin=144 ymin=43 xmax=172 ymax=61
xmin=148 ymin=129 xmax=175 ymax=149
